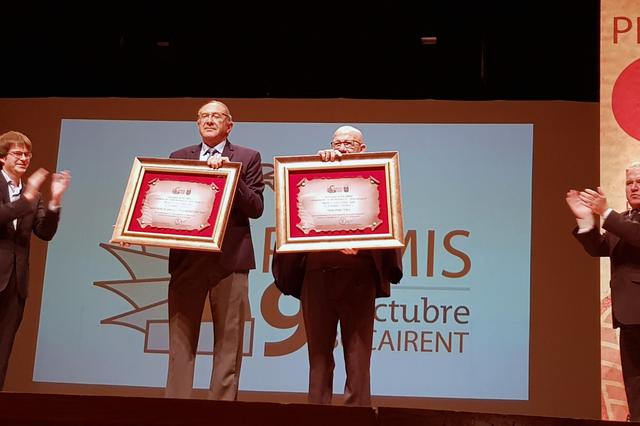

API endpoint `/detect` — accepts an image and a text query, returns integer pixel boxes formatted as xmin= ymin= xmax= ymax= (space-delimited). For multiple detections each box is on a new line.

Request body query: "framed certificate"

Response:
xmin=111 ymin=157 xmax=240 ymax=251
xmin=274 ymin=151 xmax=404 ymax=252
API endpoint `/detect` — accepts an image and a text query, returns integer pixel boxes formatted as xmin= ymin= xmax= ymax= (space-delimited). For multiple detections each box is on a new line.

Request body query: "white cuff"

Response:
xmin=576 ymin=226 xmax=594 ymax=234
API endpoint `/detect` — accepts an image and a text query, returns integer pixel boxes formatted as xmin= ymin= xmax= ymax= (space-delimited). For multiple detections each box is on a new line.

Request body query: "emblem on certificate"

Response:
xmin=111 ymin=157 xmax=240 ymax=251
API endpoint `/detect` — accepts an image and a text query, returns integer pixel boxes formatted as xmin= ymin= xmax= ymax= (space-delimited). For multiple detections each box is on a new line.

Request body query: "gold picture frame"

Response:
xmin=274 ymin=151 xmax=404 ymax=252
xmin=111 ymin=157 xmax=240 ymax=251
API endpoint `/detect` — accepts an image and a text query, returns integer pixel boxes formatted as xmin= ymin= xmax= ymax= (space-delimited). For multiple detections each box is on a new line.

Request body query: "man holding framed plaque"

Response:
xmin=165 ymin=100 xmax=264 ymax=400
xmin=272 ymin=126 xmax=403 ymax=406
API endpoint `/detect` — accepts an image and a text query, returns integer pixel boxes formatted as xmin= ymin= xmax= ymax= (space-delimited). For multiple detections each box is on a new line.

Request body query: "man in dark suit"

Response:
xmin=165 ymin=100 xmax=264 ymax=400
xmin=0 ymin=131 xmax=70 ymax=389
xmin=272 ymin=126 xmax=403 ymax=406
xmin=568 ymin=162 xmax=640 ymax=421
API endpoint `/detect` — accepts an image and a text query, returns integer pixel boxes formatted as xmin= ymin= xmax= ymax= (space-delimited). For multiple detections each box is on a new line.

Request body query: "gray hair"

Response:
xmin=627 ymin=162 xmax=640 ymax=172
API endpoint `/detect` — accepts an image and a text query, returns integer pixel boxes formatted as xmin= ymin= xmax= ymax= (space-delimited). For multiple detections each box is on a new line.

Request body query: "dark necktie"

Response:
xmin=205 ymin=148 xmax=219 ymax=160
xmin=629 ymin=209 xmax=640 ymax=222
xmin=8 ymin=184 xmax=20 ymax=229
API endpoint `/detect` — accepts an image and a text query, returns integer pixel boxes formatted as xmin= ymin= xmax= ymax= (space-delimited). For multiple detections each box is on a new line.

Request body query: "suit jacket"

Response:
xmin=168 ymin=141 xmax=264 ymax=276
xmin=574 ymin=210 xmax=640 ymax=325
xmin=0 ymin=179 xmax=59 ymax=298
xmin=272 ymin=249 xmax=403 ymax=300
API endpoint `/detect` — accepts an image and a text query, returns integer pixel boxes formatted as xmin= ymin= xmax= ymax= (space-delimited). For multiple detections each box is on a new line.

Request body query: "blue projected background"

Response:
xmin=33 ymin=120 xmax=532 ymax=399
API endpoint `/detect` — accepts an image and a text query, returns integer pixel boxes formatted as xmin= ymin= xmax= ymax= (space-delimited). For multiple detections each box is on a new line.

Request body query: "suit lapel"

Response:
xmin=0 ymin=174 xmax=17 ymax=234
xmin=610 ymin=210 xmax=634 ymax=254
xmin=188 ymin=145 xmax=201 ymax=160
xmin=611 ymin=234 xmax=621 ymax=254
xmin=0 ymin=174 xmax=9 ymax=204
xmin=222 ymin=140 xmax=234 ymax=161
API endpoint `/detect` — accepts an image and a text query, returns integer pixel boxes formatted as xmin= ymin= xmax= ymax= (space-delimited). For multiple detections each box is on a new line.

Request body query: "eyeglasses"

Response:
xmin=198 ymin=112 xmax=231 ymax=121
xmin=6 ymin=151 xmax=32 ymax=159
xmin=331 ymin=139 xmax=361 ymax=150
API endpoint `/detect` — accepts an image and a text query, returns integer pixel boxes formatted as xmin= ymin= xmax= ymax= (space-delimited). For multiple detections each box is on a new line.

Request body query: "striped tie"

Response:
xmin=205 ymin=148 xmax=219 ymax=160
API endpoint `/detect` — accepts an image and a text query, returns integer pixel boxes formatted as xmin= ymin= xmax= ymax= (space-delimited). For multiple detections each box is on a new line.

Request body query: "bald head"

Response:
xmin=334 ymin=126 xmax=363 ymax=141
xmin=331 ymin=125 xmax=365 ymax=153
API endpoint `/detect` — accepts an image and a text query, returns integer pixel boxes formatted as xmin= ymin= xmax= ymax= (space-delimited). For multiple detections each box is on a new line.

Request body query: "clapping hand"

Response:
xmin=50 ymin=170 xmax=71 ymax=205
xmin=23 ymin=168 xmax=49 ymax=201
xmin=578 ymin=187 xmax=608 ymax=215
xmin=566 ymin=189 xmax=592 ymax=219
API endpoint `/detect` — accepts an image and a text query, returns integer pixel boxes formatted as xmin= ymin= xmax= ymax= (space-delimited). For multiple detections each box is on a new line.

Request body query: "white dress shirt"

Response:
xmin=200 ymin=141 xmax=226 ymax=161
xmin=2 ymin=169 xmax=22 ymax=229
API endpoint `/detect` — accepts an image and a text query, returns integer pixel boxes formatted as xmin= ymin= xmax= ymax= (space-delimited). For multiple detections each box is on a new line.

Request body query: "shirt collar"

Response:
xmin=1 ymin=169 xmax=21 ymax=190
xmin=201 ymin=140 xmax=227 ymax=156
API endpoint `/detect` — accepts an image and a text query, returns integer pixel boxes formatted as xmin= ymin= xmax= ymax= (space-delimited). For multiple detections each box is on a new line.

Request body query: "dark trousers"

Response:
xmin=301 ymin=263 xmax=377 ymax=406
xmin=0 ymin=271 xmax=25 ymax=390
xmin=620 ymin=324 xmax=640 ymax=421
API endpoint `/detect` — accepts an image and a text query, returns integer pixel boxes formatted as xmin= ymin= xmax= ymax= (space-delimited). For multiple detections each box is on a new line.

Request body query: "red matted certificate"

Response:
xmin=274 ymin=151 xmax=404 ymax=252
xmin=296 ymin=176 xmax=383 ymax=234
xmin=111 ymin=157 xmax=240 ymax=251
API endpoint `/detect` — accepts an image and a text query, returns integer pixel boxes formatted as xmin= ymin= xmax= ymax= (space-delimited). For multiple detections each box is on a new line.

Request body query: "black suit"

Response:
xmin=165 ymin=141 xmax=264 ymax=400
xmin=0 ymin=175 xmax=59 ymax=389
xmin=273 ymin=249 xmax=402 ymax=405
xmin=574 ymin=209 xmax=640 ymax=420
